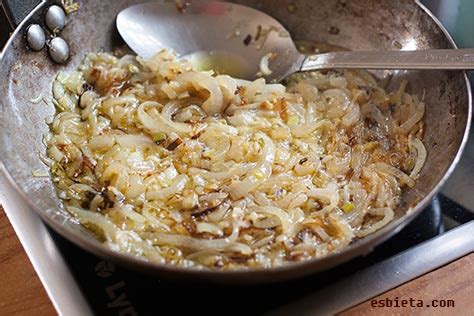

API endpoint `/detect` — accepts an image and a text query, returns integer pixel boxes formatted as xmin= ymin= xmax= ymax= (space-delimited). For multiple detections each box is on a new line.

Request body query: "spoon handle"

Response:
xmin=300 ymin=48 xmax=474 ymax=71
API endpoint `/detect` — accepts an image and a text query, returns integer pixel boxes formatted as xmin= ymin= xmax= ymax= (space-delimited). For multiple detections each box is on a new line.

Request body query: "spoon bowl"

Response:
xmin=117 ymin=1 xmax=303 ymax=81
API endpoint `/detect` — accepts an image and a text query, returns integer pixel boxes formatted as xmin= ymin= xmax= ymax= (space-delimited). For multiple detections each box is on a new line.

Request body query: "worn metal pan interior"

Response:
xmin=0 ymin=0 xmax=470 ymax=283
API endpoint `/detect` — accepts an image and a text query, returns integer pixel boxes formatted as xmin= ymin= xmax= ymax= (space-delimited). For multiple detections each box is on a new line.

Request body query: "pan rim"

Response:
xmin=0 ymin=0 xmax=471 ymax=282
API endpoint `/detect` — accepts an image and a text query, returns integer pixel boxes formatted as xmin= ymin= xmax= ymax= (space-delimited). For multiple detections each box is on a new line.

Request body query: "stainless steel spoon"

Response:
xmin=117 ymin=1 xmax=474 ymax=82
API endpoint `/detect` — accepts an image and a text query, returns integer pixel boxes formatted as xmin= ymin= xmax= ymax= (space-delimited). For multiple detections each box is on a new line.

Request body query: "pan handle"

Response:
xmin=2 ymin=0 xmax=44 ymax=28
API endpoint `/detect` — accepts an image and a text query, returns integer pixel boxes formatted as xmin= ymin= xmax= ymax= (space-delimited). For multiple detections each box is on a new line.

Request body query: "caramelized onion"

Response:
xmin=47 ymin=51 xmax=425 ymax=269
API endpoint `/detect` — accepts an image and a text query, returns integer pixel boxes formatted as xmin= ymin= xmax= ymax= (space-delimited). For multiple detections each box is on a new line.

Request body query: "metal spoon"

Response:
xmin=117 ymin=1 xmax=474 ymax=82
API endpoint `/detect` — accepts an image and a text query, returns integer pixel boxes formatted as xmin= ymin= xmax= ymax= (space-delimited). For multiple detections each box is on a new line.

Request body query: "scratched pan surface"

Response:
xmin=0 ymin=0 xmax=470 ymax=283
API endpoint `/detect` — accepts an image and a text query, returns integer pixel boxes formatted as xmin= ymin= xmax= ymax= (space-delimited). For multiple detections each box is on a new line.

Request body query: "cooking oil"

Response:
xmin=184 ymin=50 xmax=252 ymax=78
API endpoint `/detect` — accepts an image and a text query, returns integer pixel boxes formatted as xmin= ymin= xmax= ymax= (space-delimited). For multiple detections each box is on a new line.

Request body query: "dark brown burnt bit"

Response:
xmin=393 ymin=40 xmax=403 ymax=49
xmin=255 ymin=25 xmax=263 ymax=41
xmin=74 ymin=155 xmax=96 ymax=178
xmin=299 ymin=157 xmax=308 ymax=165
xmin=336 ymin=0 xmax=347 ymax=10
xmin=230 ymin=253 xmax=252 ymax=264
xmin=345 ymin=169 xmax=354 ymax=180
xmin=236 ymin=86 xmax=249 ymax=105
xmin=190 ymin=131 xmax=202 ymax=140
xmin=108 ymin=188 xmax=125 ymax=206
xmin=241 ymin=227 xmax=272 ymax=244
xmin=92 ymin=182 xmax=106 ymax=193
xmin=33 ymin=61 xmax=46 ymax=71
xmin=192 ymin=199 xmax=228 ymax=218
xmin=166 ymin=138 xmax=183 ymax=151
xmin=191 ymin=205 xmax=219 ymax=218
xmin=80 ymin=191 xmax=97 ymax=210
xmin=56 ymin=144 xmax=68 ymax=152
xmin=243 ymin=34 xmax=252 ymax=46
xmin=222 ymin=225 xmax=233 ymax=236
xmin=84 ymin=191 xmax=96 ymax=201
xmin=348 ymin=134 xmax=357 ymax=147
xmin=328 ymin=26 xmax=340 ymax=35
xmin=82 ymin=82 xmax=94 ymax=92
xmin=89 ymin=67 xmax=101 ymax=81
xmin=235 ymin=86 xmax=245 ymax=95
xmin=364 ymin=117 xmax=376 ymax=129
xmin=389 ymin=103 xmax=396 ymax=113
xmin=83 ymin=155 xmax=96 ymax=171
xmin=102 ymin=191 xmax=115 ymax=209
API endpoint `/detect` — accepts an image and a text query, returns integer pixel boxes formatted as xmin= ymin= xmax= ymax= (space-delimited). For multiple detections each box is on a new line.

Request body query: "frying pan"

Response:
xmin=0 ymin=0 xmax=471 ymax=284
